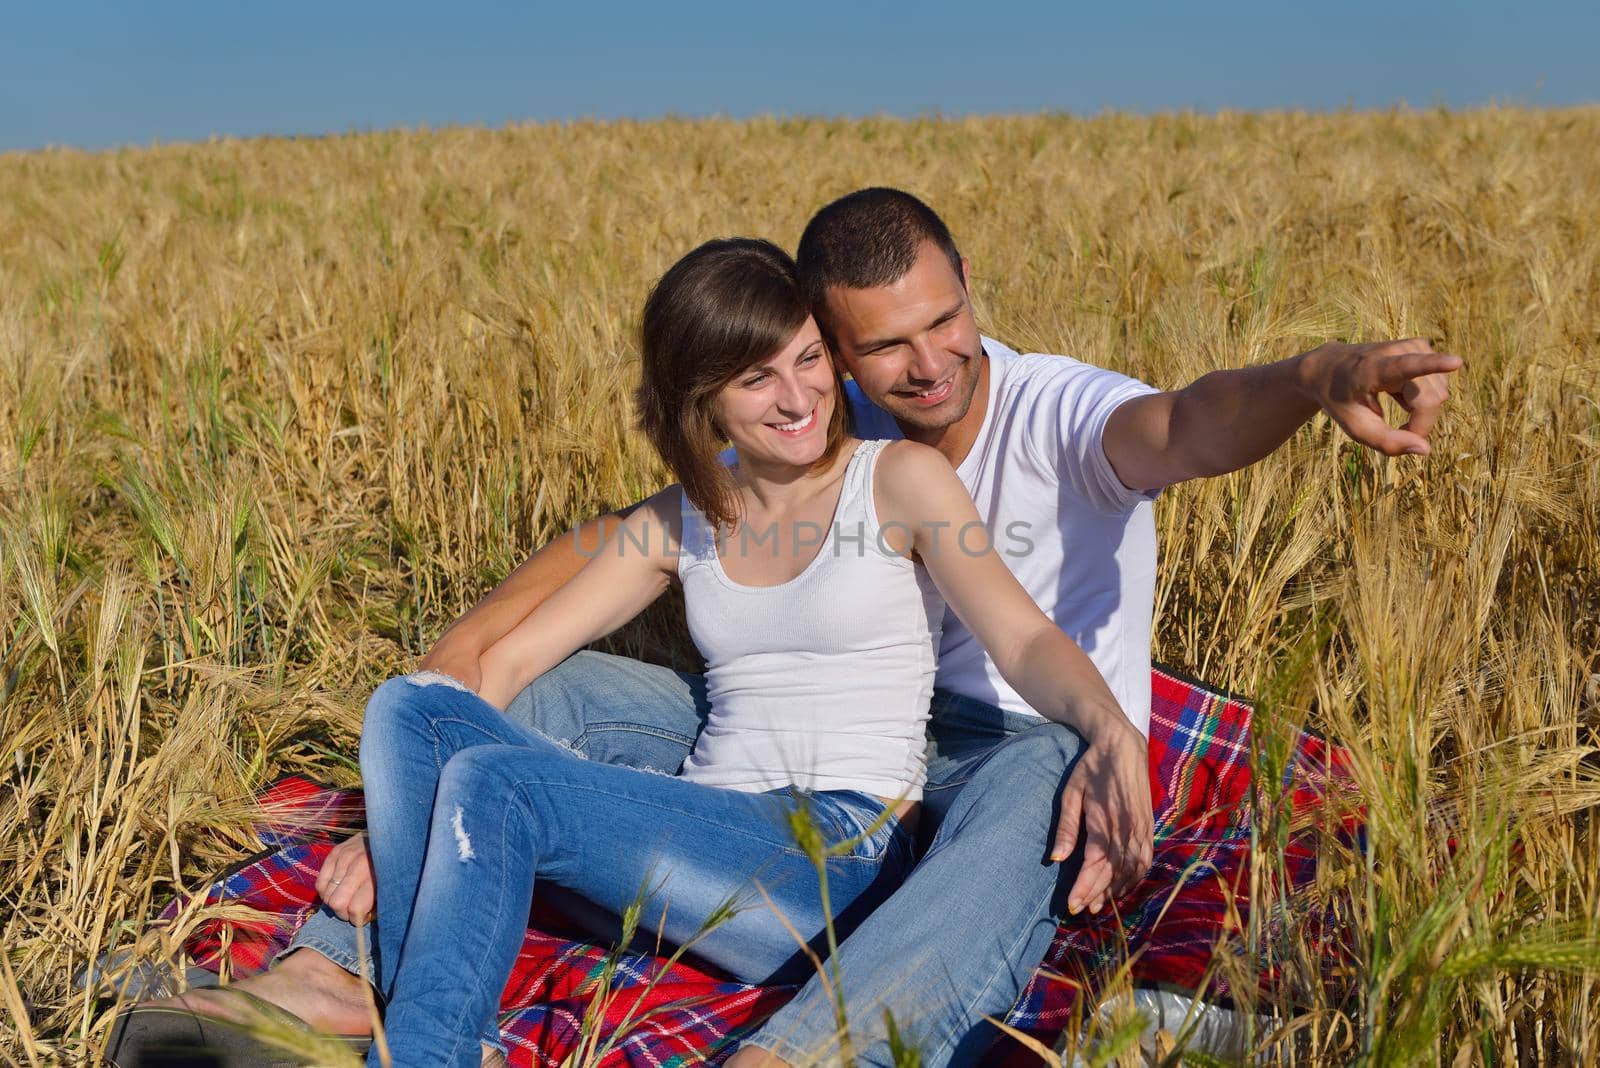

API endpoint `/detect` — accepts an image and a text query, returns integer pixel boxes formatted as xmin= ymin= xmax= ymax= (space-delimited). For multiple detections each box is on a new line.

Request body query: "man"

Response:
xmin=134 ymin=189 xmax=1457 ymax=1065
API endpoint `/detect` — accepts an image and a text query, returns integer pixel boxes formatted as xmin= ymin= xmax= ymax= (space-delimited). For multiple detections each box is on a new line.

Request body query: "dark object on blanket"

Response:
xmin=120 ymin=665 xmax=1355 ymax=1066
xmin=103 ymin=989 xmax=370 ymax=1066
xmin=104 ymin=1006 xmax=274 ymax=1066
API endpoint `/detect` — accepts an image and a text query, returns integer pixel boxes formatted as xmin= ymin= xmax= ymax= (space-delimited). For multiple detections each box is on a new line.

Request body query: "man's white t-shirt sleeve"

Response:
xmin=1027 ymin=359 xmax=1162 ymax=514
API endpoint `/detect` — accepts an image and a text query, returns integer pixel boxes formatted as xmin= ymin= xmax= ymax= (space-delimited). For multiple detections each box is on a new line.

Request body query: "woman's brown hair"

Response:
xmin=636 ymin=238 xmax=850 ymax=531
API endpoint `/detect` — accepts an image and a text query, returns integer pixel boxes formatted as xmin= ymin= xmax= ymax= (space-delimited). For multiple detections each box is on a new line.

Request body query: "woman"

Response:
xmin=363 ymin=238 xmax=1140 ymax=1066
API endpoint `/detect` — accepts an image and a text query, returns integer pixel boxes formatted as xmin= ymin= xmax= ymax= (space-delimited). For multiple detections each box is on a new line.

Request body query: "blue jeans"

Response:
xmin=357 ymin=672 xmax=915 ymax=1068
xmin=292 ymin=651 xmax=1083 ymax=1067
xmin=289 ymin=652 xmax=716 ymax=981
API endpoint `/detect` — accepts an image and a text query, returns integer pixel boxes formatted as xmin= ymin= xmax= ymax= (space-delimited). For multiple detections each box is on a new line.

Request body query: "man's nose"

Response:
xmin=907 ymin=337 xmax=945 ymax=382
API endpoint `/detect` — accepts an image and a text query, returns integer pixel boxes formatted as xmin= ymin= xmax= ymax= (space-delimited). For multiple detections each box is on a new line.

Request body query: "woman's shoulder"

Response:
xmin=874 ymin=438 xmax=953 ymax=483
xmin=634 ymin=483 xmax=687 ymax=514
xmin=871 ymin=440 xmax=965 ymax=529
xmin=619 ymin=485 xmax=687 ymax=561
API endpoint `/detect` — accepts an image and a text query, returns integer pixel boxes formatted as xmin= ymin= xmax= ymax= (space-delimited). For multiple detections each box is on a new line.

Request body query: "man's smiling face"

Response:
xmin=821 ymin=239 xmax=986 ymax=436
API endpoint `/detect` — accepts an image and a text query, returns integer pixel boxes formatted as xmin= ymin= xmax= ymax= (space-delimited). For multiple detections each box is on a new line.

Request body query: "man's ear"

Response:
xmin=960 ymin=256 xmax=972 ymax=292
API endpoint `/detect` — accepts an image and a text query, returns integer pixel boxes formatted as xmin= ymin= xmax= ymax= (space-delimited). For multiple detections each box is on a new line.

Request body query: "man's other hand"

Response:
xmin=1050 ymin=721 xmax=1153 ymax=914
xmin=316 ymin=832 xmax=376 ymax=924
xmin=1302 ymin=338 xmax=1462 ymax=457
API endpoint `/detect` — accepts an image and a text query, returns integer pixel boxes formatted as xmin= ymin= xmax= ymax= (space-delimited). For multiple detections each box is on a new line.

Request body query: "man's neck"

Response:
xmin=899 ymin=353 xmax=991 ymax=469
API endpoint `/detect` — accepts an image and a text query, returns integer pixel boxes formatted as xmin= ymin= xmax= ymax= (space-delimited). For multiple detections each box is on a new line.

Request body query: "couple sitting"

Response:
xmin=120 ymin=187 xmax=1455 ymax=1067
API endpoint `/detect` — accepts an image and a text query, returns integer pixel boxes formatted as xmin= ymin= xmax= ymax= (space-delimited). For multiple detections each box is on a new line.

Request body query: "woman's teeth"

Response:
xmin=772 ymin=409 xmax=815 ymax=434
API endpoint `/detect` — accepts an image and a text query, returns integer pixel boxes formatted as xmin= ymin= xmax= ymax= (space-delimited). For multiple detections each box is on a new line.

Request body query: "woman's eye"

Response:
xmin=800 ymin=352 xmax=822 ymax=365
xmin=744 ymin=374 xmax=768 ymax=387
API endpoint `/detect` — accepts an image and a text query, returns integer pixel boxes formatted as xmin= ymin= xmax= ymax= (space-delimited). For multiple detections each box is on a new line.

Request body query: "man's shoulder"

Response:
xmin=844 ymin=379 xmax=903 ymax=441
xmin=985 ymin=337 xmax=1156 ymax=412
xmin=987 ymin=337 xmax=1102 ymax=391
xmin=979 ymin=337 xmax=1164 ymax=512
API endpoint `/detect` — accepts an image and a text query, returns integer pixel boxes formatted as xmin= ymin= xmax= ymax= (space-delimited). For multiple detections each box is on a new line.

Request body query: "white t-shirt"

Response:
xmin=844 ymin=338 xmax=1161 ymax=735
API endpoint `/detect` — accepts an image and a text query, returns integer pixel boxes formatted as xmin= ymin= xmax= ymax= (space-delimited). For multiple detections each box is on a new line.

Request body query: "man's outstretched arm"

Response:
xmin=1103 ymin=338 xmax=1463 ymax=492
xmin=418 ymin=502 xmax=642 ymax=690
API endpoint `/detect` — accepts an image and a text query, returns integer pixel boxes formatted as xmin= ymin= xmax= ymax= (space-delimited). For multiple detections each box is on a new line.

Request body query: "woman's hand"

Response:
xmin=418 ymin=642 xmax=483 ymax=693
xmin=316 ymin=832 xmax=376 ymax=924
xmin=1050 ymin=717 xmax=1153 ymax=915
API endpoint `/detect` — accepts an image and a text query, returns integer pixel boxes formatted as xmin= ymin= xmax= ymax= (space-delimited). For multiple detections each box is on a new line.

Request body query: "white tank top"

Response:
xmin=676 ymin=439 xmax=945 ymax=800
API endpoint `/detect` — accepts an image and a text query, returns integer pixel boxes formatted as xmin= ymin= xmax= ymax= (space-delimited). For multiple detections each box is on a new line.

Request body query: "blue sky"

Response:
xmin=3 ymin=1 xmax=1595 ymax=153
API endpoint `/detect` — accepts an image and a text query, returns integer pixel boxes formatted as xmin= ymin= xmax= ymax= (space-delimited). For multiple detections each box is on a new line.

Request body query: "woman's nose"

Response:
xmin=775 ymin=375 xmax=810 ymax=416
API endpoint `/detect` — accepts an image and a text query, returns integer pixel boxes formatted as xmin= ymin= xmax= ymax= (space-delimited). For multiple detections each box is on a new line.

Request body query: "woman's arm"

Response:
xmin=474 ymin=489 xmax=681 ymax=709
xmin=875 ymin=441 xmax=1154 ymax=912
xmin=420 ymin=507 xmax=640 ymax=691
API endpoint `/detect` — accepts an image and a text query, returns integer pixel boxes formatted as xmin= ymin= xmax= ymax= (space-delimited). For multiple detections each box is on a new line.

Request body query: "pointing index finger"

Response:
xmin=1372 ymin=350 xmax=1463 ymax=389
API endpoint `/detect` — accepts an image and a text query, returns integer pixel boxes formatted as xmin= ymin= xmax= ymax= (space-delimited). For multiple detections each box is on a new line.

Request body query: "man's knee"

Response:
xmin=977 ymin=721 xmax=1084 ymax=784
xmin=927 ymin=722 xmax=1085 ymax=848
xmin=507 ymin=651 xmax=704 ymax=769
xmin=502 ymin=651 xmax=610 ymax=745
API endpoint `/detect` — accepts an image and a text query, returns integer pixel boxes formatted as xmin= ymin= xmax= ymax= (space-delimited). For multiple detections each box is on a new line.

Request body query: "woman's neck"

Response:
xmin=729 ymin=438 xmax=859 ymax=517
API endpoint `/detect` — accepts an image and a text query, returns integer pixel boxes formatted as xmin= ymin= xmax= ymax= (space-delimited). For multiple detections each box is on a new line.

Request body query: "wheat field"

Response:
xmin=2 ymin=109 xmax=1598 ymax=1065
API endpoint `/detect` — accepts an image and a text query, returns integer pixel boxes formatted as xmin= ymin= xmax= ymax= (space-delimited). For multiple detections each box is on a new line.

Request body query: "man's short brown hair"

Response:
xmin=796 ymin=188 xmax=965 ymax=322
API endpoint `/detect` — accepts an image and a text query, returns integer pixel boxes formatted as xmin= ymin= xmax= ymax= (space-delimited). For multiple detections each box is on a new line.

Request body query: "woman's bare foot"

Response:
xmin=136 ymin=948 xmax=377 ymax=1037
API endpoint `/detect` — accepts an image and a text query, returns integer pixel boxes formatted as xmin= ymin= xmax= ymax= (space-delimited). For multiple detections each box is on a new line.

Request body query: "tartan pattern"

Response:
xmin=160 ymin=666 xmax=1354 ymax=1064
xmin=155 ymin=779 xmax=366 ymax=977
xmin=993 ymin=669 xmax=1355 ymax=1062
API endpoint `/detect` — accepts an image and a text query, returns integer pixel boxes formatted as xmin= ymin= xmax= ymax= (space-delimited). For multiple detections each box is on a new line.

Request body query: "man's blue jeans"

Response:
xmin=290 ymin=651 xmax=1085 ymax=1067
xmin=357 ymin=672 xmax=915 ymax=1067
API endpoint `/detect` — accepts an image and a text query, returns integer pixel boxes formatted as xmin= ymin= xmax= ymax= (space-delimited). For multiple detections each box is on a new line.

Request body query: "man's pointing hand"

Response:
xmin=1303 ymin=337 xmax=1462 ymax=457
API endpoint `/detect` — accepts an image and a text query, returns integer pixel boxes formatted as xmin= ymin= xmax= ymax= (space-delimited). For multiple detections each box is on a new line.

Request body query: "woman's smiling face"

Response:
xmin=712 ymin=316 xmax=838 ymax=469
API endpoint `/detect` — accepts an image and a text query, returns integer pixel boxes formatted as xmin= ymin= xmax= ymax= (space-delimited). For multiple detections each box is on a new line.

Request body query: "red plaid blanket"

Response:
xmin=158 ymin=666 xmax=1354 ymax=1064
